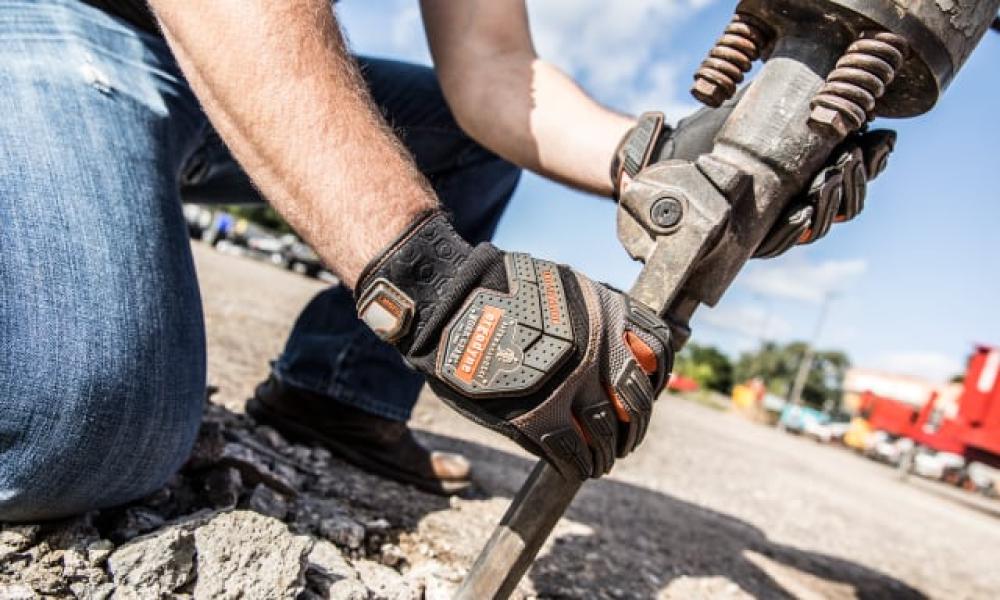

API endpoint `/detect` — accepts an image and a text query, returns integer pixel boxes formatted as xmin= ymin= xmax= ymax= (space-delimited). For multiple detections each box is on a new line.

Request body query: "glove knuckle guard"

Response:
xmin=436 ymin=254 xmax=573 ymax=396
xmin=574 ymin=399 xmax=618 ymax=476
xmin=843 ymin=148 xmax=867 ymax=220
xmin=612 ymin=361 xmax=655 ymax=456
xmin=859 ymin=129 xmax=896 ymax=179
xmin=754 ymin=205 xmax=811 ymax=259
xmin=539 ymin=427 xmax=593 ymax=481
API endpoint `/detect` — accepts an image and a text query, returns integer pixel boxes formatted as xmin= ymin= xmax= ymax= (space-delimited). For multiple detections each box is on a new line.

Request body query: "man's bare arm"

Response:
xmin=147 ymin=0 xmax=436 ymax=287
xmin=421 ymin=0 xmax=634 ymax=196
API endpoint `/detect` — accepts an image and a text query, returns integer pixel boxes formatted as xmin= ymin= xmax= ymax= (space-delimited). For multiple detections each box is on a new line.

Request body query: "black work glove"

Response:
xmin=355 ymin=212 xmax=673 ymax=480
xmin=610 ymin=89 xmax=896 ymax=258
xmin=752 ymin=130 xmax=895 ymax=258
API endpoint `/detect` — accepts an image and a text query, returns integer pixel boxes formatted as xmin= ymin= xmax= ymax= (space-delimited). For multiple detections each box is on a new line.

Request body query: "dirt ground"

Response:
xmin=195 ymin=242 xmax=1000 ymax=600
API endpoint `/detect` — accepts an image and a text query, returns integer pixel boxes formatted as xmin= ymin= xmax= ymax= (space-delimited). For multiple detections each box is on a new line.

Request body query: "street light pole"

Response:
xmin=788 ymin=291 xmax=835 ymax=406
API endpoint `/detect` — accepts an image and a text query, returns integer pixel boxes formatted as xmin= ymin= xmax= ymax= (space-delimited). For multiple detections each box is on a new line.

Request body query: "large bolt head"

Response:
xmin=650 ymin=195 xmax=684 ymax=229
xmin=808 ymin=105 xmax=851 ymax=138
xmin=691 ymin=78 xmax=727 ymax=108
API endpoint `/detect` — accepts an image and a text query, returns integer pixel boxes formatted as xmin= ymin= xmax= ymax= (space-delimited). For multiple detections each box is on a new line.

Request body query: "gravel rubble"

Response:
xmin=0 ymin=397 xmax=465 ymax=599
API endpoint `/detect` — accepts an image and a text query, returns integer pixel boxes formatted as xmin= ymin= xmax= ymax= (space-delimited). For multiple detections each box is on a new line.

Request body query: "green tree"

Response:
xmin=733 ymin=341 xmax=850 ymax=409
xmin=674 ymin=343 xmax=734 ymax=393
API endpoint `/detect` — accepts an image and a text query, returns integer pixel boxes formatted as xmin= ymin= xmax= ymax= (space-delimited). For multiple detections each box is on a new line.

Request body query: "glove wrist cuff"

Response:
xmin=355 ymin=210 xmax=472 ymax=348
xmin=610 ymin=112 xmax=670 ymax=200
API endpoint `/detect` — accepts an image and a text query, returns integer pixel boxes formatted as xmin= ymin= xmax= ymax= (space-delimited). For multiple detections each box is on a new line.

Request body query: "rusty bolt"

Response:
xmin=809 ymin=31 xmax=909 ymax=140
xmin=650 ymin=196 xmax=684 ymax=229
xmin=808 ymin=105 xmax=851 ymax=138
xmin=691 ymin=79 xmax=728 ymax=108
xmin=690 ymin=12 xmax=770 ymax=108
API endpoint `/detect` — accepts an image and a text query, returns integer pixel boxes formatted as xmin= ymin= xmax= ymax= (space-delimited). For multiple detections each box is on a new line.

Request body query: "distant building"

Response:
xmin=842 ymin=367 xmax=962 ymax=417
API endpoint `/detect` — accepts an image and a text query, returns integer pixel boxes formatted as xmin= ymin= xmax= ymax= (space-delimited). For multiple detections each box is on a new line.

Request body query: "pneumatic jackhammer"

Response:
xmin=456 ymin=2 xmax=1000 ymax=598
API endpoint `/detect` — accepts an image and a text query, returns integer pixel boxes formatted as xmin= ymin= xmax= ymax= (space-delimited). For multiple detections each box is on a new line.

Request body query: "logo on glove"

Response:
xmin=456 ymin=305 xmax=504 ymax=383
xmin=444 ymin=300 xmax=527 ymax=390
xmin=540 ymin=269 xmax=564 ymax=326
xmin=438 ymin=255 xmax=575 ymax=396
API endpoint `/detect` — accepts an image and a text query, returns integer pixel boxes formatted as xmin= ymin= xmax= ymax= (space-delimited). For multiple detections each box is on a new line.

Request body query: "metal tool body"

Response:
xmin=457 ymin=2 xmax=999 ymax=597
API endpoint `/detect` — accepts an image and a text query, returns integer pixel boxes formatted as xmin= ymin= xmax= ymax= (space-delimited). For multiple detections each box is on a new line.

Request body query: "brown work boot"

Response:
xmin=247 ymin=376 xmax=470 ymax=495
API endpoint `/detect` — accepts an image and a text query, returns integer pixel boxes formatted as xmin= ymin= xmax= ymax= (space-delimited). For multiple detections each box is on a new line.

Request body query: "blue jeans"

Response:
xmin=0 ymin=0 xmax=519 ymax=521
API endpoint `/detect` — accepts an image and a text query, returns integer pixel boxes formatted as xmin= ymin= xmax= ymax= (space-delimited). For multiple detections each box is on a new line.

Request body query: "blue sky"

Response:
xmin=337 ymin=1 xmax=1000 ymax=383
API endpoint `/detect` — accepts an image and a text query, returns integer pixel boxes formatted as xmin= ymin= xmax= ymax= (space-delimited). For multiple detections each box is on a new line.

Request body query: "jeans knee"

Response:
xmin=0 ymin=344 xmax=205 ymax=522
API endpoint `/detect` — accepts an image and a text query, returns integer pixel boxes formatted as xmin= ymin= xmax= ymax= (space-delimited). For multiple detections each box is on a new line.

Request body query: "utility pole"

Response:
xmin=788 ymin=291 xmax=835 ymax=406
xmin=753 ymin=292 xmax=774 ymax=348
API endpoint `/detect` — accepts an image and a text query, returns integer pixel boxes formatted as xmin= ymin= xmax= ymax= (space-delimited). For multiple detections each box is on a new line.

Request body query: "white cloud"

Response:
xmin=340 ymin=0 xmax=716 ymax=123
xmin=617 ymin=62 xmax=700 ymax=123
xmin=698 ymin=302 xmax=792 ymax=342
xmin=336 ymin=1 xmax=431 ymax=63
xmin=873 ymin=352 xmax=964 ymax=384
xmin=525 ymin=0 xmax=716 ymax=120
xmin=389 ymin=5 xmax=430 ymax=64
xmin=740 ymin=257 xmax=869 ymax=304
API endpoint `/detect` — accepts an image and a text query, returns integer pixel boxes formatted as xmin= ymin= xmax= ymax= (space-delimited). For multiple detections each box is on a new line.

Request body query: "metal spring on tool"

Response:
xmin=809 ymin=31 xmax=909 ymax=134
xmin=691 ymin=12 xmax=769 ymax=107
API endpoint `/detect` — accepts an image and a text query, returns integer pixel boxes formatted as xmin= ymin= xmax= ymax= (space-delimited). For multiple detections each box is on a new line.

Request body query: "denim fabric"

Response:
xmin=0 ymin=0 xmax=519 ymax=520
xmin=0 ymin=0 xmax=206 ymax=521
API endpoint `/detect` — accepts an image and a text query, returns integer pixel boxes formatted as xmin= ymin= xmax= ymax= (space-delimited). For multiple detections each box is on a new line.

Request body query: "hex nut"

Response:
xmin=691 ymin=78 xmax=728 ymax=108
xmin=808 ymin=105 xmax=851 ymax=138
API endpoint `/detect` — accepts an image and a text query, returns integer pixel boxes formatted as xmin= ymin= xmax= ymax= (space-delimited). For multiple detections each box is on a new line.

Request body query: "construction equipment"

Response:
xmin=897 ymin=345 xmax=1000 ymax=467
xmin=456 ymin=2 xmax=1000 ymax=597
xmin=844 ymin=345 xmax=1000 ymax=493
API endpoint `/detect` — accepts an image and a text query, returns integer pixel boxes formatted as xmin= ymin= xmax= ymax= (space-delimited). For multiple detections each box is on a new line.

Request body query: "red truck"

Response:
xmin=934 ymin=345 xmax=1000 ymax=467
xmin=854 ymin=346 xmax=1000 ymax=494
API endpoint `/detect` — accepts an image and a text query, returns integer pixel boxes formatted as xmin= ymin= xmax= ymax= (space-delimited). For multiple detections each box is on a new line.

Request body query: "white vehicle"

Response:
xmin=912 ymin=451 xmax=965 ymax=480
xmin=804 ymin=420 xmax=851 ymax=444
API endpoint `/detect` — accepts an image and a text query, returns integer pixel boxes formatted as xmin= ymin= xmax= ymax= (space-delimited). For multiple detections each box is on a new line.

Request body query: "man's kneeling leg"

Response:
xmin=0 ymin=342 xmax=205 ymax=522
xmin=0 ymin=0 xmax=211 ymax=522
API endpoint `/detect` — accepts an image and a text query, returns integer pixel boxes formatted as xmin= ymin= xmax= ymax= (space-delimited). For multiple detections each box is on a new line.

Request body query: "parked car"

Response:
xmin=778 ymin=404 xmax=828 ymax=434
xmin=279 ymin=235 xmax=324 ymax=278
xmin=804 ymin=419 xmax=851 ymax=444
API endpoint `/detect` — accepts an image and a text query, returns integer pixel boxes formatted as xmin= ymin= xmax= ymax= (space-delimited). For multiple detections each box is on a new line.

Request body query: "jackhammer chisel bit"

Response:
xmin=456 ymin=2 xmax=1000 ymax=597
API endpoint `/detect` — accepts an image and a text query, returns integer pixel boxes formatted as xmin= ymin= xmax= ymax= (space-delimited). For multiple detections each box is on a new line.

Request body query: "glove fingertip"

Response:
xmin=539 ymin=428 xmax=593 ymax=481
xmin=859 ymin=129 xmax=897 ymax=180
xmin=865 ymin=128 xmax=897 ymax=145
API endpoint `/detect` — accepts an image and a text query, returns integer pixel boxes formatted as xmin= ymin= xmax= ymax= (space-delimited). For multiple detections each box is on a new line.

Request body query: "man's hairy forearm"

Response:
xmin=149 ymin=0 xmax=437 ymax=287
